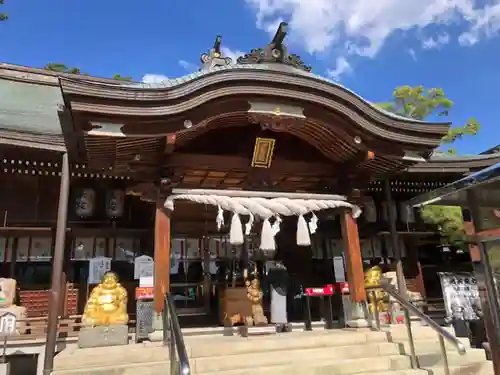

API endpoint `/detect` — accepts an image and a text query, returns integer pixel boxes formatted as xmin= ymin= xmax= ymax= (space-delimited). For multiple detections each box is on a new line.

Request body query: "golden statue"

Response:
xmin=82 ymin=272 xmax=129 ymax=326
xmin=364 ymin=266 xmax=388 ymax=313
xmin=245 ymin=266 xmax=268 ymax=326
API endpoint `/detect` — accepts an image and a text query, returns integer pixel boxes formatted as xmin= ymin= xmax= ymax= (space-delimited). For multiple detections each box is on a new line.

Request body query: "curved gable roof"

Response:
xmin=0 ymin=68 xmax=66 ymax=150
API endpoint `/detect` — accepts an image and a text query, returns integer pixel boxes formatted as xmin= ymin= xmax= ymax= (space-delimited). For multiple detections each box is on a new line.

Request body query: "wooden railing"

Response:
xmin=9 ymin=315 xmax=137 ymax=341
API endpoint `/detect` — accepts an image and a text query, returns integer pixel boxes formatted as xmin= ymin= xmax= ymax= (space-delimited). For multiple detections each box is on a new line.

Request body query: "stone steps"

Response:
xmin=51 ymin=325 xmax=494 ymax=375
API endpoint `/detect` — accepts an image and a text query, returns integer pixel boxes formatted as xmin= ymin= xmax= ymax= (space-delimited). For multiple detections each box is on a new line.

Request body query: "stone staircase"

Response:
xmin=51 ymin=325 xmax=493 ymax=375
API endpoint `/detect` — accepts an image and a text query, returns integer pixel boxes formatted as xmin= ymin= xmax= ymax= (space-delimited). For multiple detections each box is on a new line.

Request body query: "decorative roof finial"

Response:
xmin=237 ymin=22 xmax=312 ymax=72
xmin=200 ymin=35 xmax=232 ymax=71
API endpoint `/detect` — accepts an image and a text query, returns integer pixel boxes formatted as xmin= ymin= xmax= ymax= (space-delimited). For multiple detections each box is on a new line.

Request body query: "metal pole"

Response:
xmin=467 ymin=190 xmax=500 ymax=375
xmin=304 ymin=295 xmax=313 ymax=331
xmin=42 ymin=153 xmax=70 ymax=375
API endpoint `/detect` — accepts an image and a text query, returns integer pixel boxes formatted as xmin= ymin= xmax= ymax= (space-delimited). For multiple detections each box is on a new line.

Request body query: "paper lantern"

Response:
xmin=106 ymin=189 xmax=125 ymax=218
xmin=75 ymin=188 xmax=95 ymax=218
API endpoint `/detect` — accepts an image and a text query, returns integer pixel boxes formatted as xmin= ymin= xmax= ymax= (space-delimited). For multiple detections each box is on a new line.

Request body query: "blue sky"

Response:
xmin=1 ymin=0 xmax=499 ymax=155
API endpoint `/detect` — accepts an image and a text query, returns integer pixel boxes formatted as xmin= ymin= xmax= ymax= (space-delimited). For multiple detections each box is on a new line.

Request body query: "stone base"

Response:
xmin=0 ymin=362 xmax=10 ymax=375
xmin=239 ymin=325 xmax=277 ymax=338
xmin=78 ymin=324 xmax=129 ymax=348
xmin=148 ymin=314 xmax=165 ymax=342
xmin=344 ymin=300 xmax=372 ymax=328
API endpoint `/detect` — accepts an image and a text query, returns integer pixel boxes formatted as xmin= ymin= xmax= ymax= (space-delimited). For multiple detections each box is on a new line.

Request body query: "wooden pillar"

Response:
xmin=340 ymin=210 xmax=366 ymax=302
xmin=43 ymin=153 xmax=70 ymax=375
xmin=383 ymin=180 xmax=408 ymax=297
xmin=154 ymin=196 xmax=171 ymax=314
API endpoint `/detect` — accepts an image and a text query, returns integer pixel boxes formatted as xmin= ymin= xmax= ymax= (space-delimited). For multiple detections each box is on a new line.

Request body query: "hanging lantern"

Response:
xmin=75 ymin=188 xmax=96 ymax=218
xmin=363 ymin=198 xmax=377 ymax=223
xmin=106 ymin=189 xmax=125 ymax=218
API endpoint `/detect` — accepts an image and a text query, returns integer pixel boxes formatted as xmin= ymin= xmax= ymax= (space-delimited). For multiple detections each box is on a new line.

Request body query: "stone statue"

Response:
xmin=245 ymin=272 xmax=268 ymax=326
xmin=0 ymin=278 xmax=26 ymax=333
xmin=364 ymin=266 xmax=388 ymax=313
xmin=82 ymin=272 xmax=128 ymax=327
xmin=0 ymin=278 xmax=17 ymax=308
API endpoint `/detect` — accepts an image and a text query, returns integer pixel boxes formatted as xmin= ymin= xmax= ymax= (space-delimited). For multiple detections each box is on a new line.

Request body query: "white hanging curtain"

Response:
xmin=372 ymin=237 xmax=383 ymax=258
xmin=363 ymin=197 xmax=377 ymax=223
xmin=382 ymin=200 xmax=398 ymax=222
xmin=399 ymin=202 xmax=416 ymax=223
xmin=384 ymin=236 xmax=407 ymax=258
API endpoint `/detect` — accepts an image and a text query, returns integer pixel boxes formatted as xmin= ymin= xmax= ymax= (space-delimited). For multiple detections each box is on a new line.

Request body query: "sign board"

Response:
xmin=134 ymin=255 xmax=154 ymax=280
xmin=135 ymin=287 xmax=154 ymax=300
xmin=438 ymin=272 xmax=481 ymax=321
xmin=305 ymin=284 xmax=334 ymax=297
xmin=88 ymin=257 xmax=112 ymax=284
xmin=333 ymin=256 xmax=345 ymax=282
xmin=0 ymin=312 xmax=16 ymax=336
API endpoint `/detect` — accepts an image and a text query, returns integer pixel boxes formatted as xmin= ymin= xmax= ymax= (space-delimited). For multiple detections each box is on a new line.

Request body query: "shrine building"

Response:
xmin=0 ymin=22 xmax=499 ymax=371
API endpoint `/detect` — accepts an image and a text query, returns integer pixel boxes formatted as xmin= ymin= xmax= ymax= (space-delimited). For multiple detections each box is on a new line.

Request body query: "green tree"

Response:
xmin=44 ymin=63 xmax=81 ymax=74
xmin=44 ymin=63 xmax=133 ymax=82
xmin=378 ymin=85 xmax=480 ymax=246
xmin=0 ymin=0 xmax=7 ymax=21
xmin=377 ymin=86 xmax=479 ymax=154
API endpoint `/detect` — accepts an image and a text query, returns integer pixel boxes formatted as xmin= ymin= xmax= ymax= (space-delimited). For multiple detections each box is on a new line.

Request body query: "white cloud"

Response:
xmin=245 ymin=0 xmax=500 ymax=78
xmin=408 ymin=48 xmax=417 ymax=61
xmin=178 ymin=60 xmax=199 ymax=72
xmin=221 ymin=47 xmax=245 ymax=63
xmin=422 ymin=33 xmax=450 ymax=49
xmin=142 ymin=74 xmax=169 ymax=83
xmin=327 ymin=57 xmax=352 ymax=80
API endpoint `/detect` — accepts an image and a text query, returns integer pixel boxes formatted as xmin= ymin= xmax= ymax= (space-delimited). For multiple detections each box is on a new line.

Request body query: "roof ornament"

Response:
xmin=200 ymin=35 xmax=233 ymax=71
xmin=237 ymin=22 xmax=312 ymax=72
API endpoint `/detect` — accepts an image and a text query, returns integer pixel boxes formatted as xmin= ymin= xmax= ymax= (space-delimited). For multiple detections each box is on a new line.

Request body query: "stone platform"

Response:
xmin=78 ymin=324 xmax=129 ymax=349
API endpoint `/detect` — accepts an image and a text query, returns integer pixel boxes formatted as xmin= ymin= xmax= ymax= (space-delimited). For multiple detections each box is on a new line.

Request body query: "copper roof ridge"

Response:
xmin=0 ymin=63 xmax=135 ymax=85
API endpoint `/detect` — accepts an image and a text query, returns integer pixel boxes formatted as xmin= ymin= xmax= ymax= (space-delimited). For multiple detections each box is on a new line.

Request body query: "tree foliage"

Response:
xmin=44 ymin=63 xmax=133 ymax=82
xmin=377 ymin=86 xmax=480 ymax=152
xmin=0 ymin=0 xmax=7 ymax=21
xmin=419 ymin=206 xmax=466 ymax=245
xmin=377 ymin=85 xmax=480 ymax=246
xmin=112 ymin=74 xmax=133 ymax=82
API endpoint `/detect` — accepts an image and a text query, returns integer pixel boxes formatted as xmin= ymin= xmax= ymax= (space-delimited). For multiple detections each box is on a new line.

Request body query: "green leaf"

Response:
xmin=112 ymin=74 xmax=133 ymax=82
xmin=375 ymin=85 xmax=479 ymax=246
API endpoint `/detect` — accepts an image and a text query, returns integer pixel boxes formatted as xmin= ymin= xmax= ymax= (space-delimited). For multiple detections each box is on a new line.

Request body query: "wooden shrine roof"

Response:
xmin=0 ymin=22 xmax=497 ymax=183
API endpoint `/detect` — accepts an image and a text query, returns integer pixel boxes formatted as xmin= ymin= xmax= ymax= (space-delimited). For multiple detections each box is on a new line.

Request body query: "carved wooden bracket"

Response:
xmin=248 ymin=113 xmax=305 ymax=133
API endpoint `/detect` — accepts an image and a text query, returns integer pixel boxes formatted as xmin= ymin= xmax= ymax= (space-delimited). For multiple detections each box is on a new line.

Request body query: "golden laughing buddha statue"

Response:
xmin=82 ymin=272 xmax=129 ymax=326
xmin=364 ymin=266 xmax=389 ymax=313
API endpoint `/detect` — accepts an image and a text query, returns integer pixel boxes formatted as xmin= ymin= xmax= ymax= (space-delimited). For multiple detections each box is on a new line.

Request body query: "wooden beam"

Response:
xmin=164 ymin=134 xmax=176 ymax=154
xmin=341 ymin=150 xmax=376 ymax=176
xmin=340 ymin=210 xmax=366 ymax=303
xmin=167 ymin=153 xmax=333 ymax=176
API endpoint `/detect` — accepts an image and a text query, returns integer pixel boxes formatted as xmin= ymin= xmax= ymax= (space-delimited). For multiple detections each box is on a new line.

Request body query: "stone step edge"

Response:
xmin=52 ymin=354 xmax=412 ymax=375
xmin=51 ymin=360 xmax=170 ymax=375
xmin=53 ymin=338 xmax=474 ymax=370
xmin=54 ymin=340 xmax=401 ymax=371
xmin=55 ymin=331 xmax=390 ymax=361
xmin=199 ymin=368 xmax=428 ymax=375
xmin=419 ymin=363 xmax=494 ymax=375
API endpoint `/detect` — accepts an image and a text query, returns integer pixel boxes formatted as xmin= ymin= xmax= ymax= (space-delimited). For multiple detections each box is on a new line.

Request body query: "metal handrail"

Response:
xmin=163 ymin=293 xmax=191 ymax=375
xmin=372 ymin=280 xmax=466 ymax=375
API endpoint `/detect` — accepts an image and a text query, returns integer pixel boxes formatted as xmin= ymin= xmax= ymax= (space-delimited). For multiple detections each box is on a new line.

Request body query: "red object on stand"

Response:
xmin=135 ymin=287 xmax=154 ymax=300
xmin=338 ymin=282 xmax=350 ymax=294
xmin=305 ymin=284 xmax=334 ymax=297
